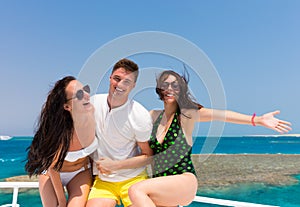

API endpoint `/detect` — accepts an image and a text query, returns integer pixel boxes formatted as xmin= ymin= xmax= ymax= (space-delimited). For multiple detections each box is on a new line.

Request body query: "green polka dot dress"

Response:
xmin=149 ymin=111 xmax=196 ymax=178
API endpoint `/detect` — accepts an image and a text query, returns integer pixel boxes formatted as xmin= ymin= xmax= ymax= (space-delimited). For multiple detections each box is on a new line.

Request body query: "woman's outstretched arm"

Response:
xmin=194 ymin=108 xmax=292 ymax=133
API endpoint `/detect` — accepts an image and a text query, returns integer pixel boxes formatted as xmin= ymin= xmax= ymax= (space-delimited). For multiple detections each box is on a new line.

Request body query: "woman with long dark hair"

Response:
xmin=25 ymin=76 xmax=97 ymax=207
xmin=128 ymin=70 xmax=292 ymax=207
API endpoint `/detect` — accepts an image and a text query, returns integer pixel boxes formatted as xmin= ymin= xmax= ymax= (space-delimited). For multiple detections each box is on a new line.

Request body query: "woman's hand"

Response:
xmin=259 ymin=110 xmax=292 ymax=133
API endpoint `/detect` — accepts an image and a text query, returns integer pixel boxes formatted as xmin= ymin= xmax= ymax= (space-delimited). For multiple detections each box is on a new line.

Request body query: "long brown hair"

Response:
xmin=25 ymin=76 xmax=75 ymax=176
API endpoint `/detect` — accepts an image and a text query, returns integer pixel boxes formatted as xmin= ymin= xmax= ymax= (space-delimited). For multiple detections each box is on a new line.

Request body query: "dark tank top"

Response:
xmin=149 ymin=111 xmax=196 ymax=178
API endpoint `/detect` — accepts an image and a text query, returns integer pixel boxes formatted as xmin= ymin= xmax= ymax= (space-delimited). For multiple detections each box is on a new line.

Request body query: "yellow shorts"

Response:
xmin=88 ymin=171 xmax=148 ymax=207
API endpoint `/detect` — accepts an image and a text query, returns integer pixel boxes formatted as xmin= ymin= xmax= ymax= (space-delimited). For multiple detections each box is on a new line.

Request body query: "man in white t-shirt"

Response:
xmin=87 ymin=58 xmax=153 ymax=207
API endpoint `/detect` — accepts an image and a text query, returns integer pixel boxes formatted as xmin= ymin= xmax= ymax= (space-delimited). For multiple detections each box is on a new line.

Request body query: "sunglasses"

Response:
xmin=66 ymin=85 xmax=90 ymax=102
xmin=160 ymin=81 xmax=180 ymax=91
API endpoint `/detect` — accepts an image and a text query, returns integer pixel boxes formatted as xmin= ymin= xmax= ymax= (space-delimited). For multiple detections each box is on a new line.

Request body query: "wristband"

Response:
xmin=251 ymin=113 xmax=256 ymax=126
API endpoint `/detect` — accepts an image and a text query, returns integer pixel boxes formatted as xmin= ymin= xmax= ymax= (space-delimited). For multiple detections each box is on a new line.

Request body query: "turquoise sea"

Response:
xmin=1 ymin=136 xmax=300 ymax=207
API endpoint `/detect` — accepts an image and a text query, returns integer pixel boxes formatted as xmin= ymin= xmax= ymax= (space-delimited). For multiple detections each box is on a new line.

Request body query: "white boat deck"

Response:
xmin=0 ymin=182 xmax=279 ymax=207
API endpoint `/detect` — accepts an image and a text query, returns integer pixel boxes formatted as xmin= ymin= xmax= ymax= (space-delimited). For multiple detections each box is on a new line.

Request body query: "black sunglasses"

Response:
xmin=160 ymin=81 xmax=180 ymax=91
xmin=66 ymin=85 xmax=90 ymax=102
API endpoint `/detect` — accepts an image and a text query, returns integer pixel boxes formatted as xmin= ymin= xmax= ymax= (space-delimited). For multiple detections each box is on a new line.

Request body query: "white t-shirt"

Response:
xmin=91 ymin=94 xmax=152 ymax=182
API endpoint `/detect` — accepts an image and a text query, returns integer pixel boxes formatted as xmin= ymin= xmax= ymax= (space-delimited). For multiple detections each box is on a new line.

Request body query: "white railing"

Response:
xmin=0 ymin=182 xmax=39 ymax=207
xmin=191 ymin=196 xmax=279 ymax=207
xmin=0 ymin=182 xmax=279 ymax=207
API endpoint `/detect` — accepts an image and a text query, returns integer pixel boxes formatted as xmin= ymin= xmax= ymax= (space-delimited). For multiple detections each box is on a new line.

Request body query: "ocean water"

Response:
xmin=1 ymin=136 xmax=300 ymax=207
xmin=192 ymin=136 xmax=300 ymax=154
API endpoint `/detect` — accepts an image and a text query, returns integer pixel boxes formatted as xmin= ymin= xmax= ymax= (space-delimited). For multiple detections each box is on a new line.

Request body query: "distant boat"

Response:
xmin=0 ymin=135 xmax=12 ymax=140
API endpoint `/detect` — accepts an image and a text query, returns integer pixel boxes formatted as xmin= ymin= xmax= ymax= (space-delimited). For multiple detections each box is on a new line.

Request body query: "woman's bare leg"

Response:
xmin=67 ymin=169 xmax=92 ymax=207
xmin=39 ymin=174 xmax=58 ymax=207
xmin=129 ymin=173 xmax=197 ymax=207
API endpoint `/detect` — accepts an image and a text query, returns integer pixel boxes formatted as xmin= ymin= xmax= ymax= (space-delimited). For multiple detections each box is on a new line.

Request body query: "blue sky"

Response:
xmin=0 ymin=0 xmax=299 ymax=136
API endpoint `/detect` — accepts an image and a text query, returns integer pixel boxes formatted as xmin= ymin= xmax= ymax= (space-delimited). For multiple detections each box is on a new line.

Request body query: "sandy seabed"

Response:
xmin=4 ymin=154 xmax=300 ymax=190
xmin=192 ymin=154 xmax=300 ymax=188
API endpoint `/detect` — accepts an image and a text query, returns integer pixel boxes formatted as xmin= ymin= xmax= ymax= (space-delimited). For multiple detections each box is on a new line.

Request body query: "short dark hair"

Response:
xmin=112 ymin=58 xmax=139 ymax=82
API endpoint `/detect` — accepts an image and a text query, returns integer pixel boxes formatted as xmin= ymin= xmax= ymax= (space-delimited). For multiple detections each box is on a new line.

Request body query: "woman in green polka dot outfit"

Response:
xmin=129 ymin=70 xmax=292 ymax=207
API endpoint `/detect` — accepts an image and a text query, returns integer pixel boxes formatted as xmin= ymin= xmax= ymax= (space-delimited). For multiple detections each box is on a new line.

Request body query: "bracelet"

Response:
xmin=251 ymin=113 xmax=256 ymax=126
